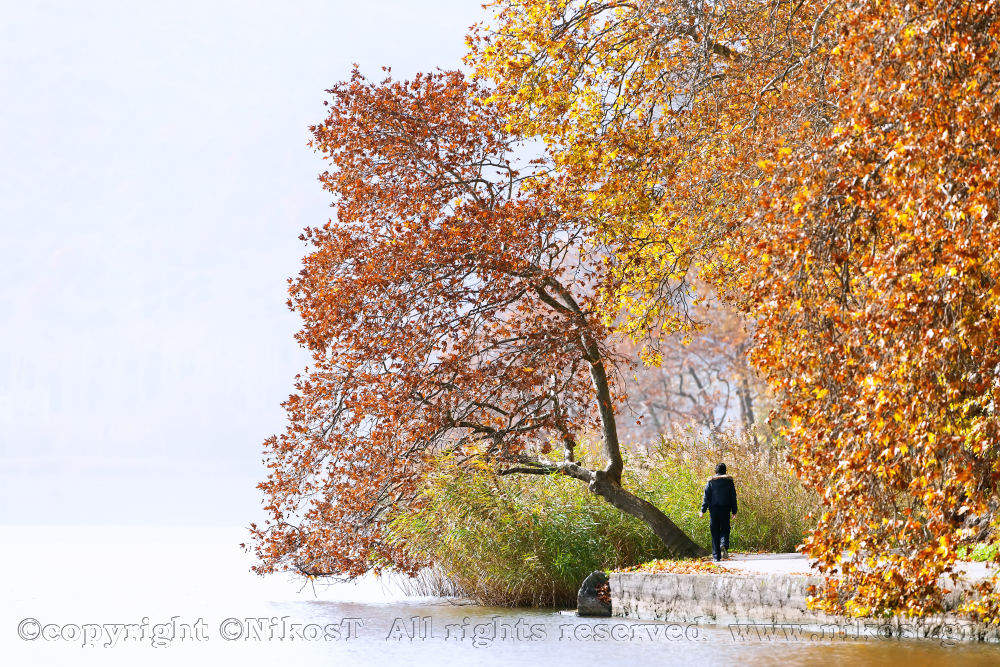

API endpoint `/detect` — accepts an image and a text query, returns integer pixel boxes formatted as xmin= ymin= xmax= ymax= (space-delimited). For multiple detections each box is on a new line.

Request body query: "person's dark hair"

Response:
xmin=715 ymin=463 xmax=727 ymax=475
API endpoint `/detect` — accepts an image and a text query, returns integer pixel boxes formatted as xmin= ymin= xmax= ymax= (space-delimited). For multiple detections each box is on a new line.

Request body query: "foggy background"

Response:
xmin=0 ymin=0 xmax=484 ymax=526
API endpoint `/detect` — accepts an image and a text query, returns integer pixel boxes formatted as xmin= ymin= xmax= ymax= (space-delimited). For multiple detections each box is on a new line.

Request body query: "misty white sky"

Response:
xmin=0 ymin=0 xmax=486 ymax=525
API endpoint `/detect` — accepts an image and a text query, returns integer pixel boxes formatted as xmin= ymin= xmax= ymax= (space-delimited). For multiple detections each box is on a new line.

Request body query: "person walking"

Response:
xmin=699 ymin=463 xmax=738 ymax=561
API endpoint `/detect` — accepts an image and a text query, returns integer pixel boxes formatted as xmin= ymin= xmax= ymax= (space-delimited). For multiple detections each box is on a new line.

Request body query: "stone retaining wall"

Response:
xmin=610 ymin=571 xmax=999 ymax=642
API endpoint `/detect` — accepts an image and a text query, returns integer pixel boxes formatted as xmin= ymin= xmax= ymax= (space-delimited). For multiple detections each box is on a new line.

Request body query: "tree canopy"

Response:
xmin=469 ymin=0 xmax=1000 ymax=620
xmin=252 ymin=0 xmax=999 ymax=621
xmin=249 ymin=69 xmax=705 ymax=579
xmin=468 ymin=0 xmax=835 ymax=341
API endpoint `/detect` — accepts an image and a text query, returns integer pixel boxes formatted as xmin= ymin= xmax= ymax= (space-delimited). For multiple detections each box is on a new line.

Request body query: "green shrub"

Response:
xmin=388 ymin=425 xmax=818 ymax=606
xmin=957 ymin=542 xmax=999 ymax=562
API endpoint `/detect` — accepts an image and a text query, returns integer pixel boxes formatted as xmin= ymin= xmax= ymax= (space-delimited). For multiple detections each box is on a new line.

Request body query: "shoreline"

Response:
xmin=607 ymin=553 xmax=999 ymax=643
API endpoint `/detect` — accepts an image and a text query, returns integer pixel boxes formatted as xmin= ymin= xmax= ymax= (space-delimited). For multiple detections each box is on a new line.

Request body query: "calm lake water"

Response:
xmin=2 ymin=526 xmax=998 ymax=667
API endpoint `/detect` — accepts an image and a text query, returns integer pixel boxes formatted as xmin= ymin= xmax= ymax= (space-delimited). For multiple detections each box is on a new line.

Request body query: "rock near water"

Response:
xmin=577 ymin=570 xmax=612 ymax=617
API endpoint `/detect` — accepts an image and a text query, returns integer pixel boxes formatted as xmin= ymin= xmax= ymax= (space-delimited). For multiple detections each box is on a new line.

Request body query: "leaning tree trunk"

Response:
xmin=505 ymin=351 xmax=709 ymax=558
xmin=590 ymin=469 xmax=708 ymax=558
xmin=585 ymin=356 xmax=707 ymax=558
xmin=505 ymin=457 xmax=709 ymax=559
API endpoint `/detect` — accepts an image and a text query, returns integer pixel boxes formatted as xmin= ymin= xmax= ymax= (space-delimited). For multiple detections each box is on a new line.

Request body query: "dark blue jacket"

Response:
xmin=701 ymin=475 xmax=738 ymax=514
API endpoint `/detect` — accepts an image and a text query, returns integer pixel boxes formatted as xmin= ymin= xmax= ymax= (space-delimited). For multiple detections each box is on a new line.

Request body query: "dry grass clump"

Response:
xmin=388 ymin=425 xmax=818 ymax=607
xmin=634 ymin=424 xmax=820 ymax=555
xmin=388 ymin=457 xmax=668 ymax=607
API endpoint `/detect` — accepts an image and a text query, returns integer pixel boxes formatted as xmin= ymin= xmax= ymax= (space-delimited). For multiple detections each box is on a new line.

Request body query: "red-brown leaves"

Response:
xmin=250 ymin=70 xmax=625 ymax=578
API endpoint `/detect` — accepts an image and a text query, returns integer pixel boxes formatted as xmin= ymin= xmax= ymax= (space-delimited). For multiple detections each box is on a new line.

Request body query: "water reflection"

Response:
xmin=1 ymin=526 xmax=997 ymax=666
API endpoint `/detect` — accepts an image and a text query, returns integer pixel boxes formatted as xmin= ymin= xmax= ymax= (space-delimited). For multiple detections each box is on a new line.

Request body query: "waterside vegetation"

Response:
xmin=389 ymin=427 xmax=817 ymax=606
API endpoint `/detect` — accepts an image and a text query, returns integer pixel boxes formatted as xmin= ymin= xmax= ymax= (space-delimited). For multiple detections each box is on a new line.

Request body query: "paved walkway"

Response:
xmin=717 ymin=552 xmax=995 ymax=581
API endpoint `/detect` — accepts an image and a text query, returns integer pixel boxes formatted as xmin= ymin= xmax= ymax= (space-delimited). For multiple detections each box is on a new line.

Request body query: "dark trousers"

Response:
xmin=708 ymin=506 xmax=732 ymax=559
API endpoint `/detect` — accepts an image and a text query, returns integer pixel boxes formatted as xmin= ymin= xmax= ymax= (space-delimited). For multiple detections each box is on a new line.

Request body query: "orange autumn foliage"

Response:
xmin=473 ymin=0 xmax=1000 ymax=620
xmin=747 ymin=0 xmax=1000 ymax=620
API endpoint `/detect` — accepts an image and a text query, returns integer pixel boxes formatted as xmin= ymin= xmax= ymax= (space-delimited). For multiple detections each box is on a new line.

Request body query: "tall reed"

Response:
xmin=388 ymin=426 xmax=818 ymax=606
xmin=635 ymin=424 xmax=819 ymax=555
